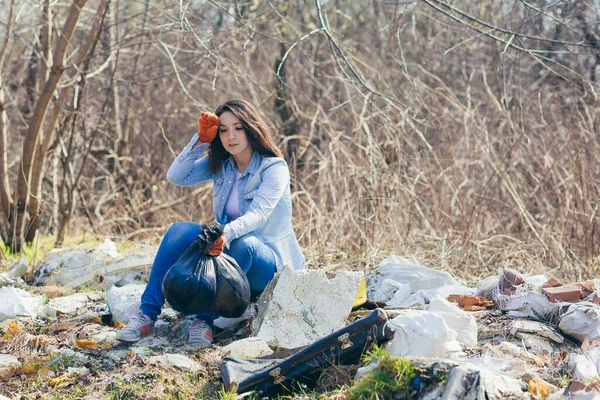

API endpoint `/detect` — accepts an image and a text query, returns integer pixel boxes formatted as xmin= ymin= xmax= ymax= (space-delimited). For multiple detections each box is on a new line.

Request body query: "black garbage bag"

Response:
xmin=161 ymin=224 xmax=250 ymax=318
xmin=209 ymin=252 xmax=251 ymax=318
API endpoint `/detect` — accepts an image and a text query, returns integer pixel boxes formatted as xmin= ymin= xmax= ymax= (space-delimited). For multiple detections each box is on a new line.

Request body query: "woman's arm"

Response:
xmin=223 ymin=159 xmax=288 ymax=241
xmin=166 ymin=134 xmax=213 ymax=186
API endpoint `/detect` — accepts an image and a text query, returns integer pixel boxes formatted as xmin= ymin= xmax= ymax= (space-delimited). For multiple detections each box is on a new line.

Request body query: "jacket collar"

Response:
xmin=226 ymin=150 xmax=262 ymax=177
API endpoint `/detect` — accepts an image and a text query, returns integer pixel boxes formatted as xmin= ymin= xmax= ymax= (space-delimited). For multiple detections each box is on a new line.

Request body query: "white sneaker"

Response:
xmin=188 ymin=318 xmax=213 ymax=346
xmin=115 ymin=313 xmax=155 ymax=342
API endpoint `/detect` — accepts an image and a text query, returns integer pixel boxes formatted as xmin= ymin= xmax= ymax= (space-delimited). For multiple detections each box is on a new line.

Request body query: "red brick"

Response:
xmin=499 ymin=268 xmax=524 ymax=294
xmin=541 ymin=285 xmax=581 ymax=303
xmin=541 ymin=276 xmax=563 ymax=289
xmin=566 ymin=380 xmax=600 ymax=394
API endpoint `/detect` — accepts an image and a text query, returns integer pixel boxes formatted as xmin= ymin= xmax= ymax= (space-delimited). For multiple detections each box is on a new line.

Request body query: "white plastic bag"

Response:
xmin=386 ymin=309 xmax=463 ymax=358
xmin=558 ymin=302 xmax=600 ymax=343
xmin=428 ymin=295 xmax=478 ymax=347
xmin=367 ymin=255 xmax=459 ymax=302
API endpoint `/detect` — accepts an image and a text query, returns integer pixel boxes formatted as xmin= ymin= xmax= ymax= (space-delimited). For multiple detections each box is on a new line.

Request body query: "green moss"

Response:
xmin=348 ymin=346 xmax=417 ymax=400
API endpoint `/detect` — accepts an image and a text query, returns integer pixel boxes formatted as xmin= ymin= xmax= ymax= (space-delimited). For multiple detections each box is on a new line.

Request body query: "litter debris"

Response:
xmin=148 ymin=354 xmax=200 ymax=371
xmin=221 ymin=337 xmax=273 ymax=359
xmin=251 ymin=266 xmax=363 ymax=348
xmin=104 ymin=284 xmax=145 ymax=325
xmin=386 ymin=310 xmax=463 ymax=358
xmin=366 ymin=255 xmax=461 ymax=303
xmin=0 ymin=287 xmax=44 ymax=322
xmin=34 ymin=246 xmax=154 ymax=289
xmin=0 ymin=354 xmax=20 ymax=379
xmin=447 ymin=294 xmax=494 ymax=311
xmin=558 ymin=302 xmax=600 ymax=344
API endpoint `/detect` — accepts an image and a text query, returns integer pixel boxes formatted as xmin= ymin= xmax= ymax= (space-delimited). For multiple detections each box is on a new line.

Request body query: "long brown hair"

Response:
xmin=208 ymin=100 xmax=283 ymax=173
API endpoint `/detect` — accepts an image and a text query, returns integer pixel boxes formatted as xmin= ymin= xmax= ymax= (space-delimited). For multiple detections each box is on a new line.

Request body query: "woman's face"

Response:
xmin=218 ymin=111 xmax=252 ymax=158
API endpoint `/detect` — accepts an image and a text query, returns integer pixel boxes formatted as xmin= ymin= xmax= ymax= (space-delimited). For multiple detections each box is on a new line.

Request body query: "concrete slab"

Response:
xmin=252 ymin=266 xmax=363 ymax=349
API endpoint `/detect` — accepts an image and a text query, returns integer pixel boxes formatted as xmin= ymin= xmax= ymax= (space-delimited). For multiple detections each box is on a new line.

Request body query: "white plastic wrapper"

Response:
xmin=558 ymin=302 xmax=600 ymax=343
xmin=367 ymin=255 xmax=460 ymax=302
xmin=105 ymin=284 xmax=145 ymax=324
xmin=386 ymin=309 xmax=463 ymax=358
xmin=428 ymin=295 xmax=478 ymax=348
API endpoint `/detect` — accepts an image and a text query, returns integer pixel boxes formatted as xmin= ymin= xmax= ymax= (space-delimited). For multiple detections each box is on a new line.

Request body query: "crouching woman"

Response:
xmin=116 ymin=99 xmax=305 ymax=345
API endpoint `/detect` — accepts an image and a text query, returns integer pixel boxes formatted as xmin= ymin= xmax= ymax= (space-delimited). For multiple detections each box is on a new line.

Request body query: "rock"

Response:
xmin=8 ymin=257 xmax=28 ymax=279
xmin=148 ymin=354 xmax=200 ymax=371
xmin=221 ymin=338 xmax=273 ymax=358
xmin=510 ymin=319 xmax=564 ymax=345
xmin=35 ymin=248 xmax=154 ymax=290
xmin=0 ymin=273 xmax=15 ymax=288
xmin=105 ymin=284 xmax=145 ymax=324
xmin=49 ymin=293 xmax=94 ymax=314
xmin=252 ymin=266 xmax=363 ymax=349
xmin=104 ymin=349 xmax=129 ymax=364
xmin=96 ymin=238 xmax=120 ymax=258
xmin=0 ymin=287 xmax=44 ymax=322
xmin=570 ymin=354 xmax=598 ymax=380
xmin=59 ymin=348 xmax=90 ymax=366
xmin=0 ymin=354 xmax=21 ymax=379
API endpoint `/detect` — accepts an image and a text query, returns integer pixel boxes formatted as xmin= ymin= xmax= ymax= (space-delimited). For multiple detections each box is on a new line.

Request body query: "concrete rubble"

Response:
xmin=251 ymin=265 xmax=363 ymax=348
xmin=1 ymin=243 xmax=600 ymax=398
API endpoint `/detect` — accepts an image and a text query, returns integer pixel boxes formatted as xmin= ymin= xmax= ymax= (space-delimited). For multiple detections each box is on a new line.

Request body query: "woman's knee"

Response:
xmin=163 ymin=221 xmax=201 ymax=247
xmin=228 ymin=235 xmax=260 ymax=257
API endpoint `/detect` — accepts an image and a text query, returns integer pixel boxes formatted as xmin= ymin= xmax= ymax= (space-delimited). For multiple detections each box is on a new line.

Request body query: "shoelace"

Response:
xmin=126 ymin=315 xmax=150 ymax=330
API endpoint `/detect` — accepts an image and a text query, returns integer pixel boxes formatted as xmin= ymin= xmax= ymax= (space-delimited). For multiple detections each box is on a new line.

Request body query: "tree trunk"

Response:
xmin=110 ymin=0 xmax=127 ymax=173
xmin=12 ymin=0 xmax=87 ymax=252
xmin=0 ymin=0 xmax=16 ymax=243
xmin=25 ymin=0 xmax=110 ymax=244
xmin=24 ymin=0 xmax=52 ymax=244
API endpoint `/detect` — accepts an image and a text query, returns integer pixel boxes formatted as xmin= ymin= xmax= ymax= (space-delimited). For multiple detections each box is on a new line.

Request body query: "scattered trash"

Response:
xmin=104 ymin=284 xmax=145 ymax=325
xmin=34 ymin=245 xmax=155 ymax=289
xmin=148 ymin=354 xmax=200 ymax=371
xmin=386 ymin=309 xmax=463 ymax=358
xmin=222 ymin=308 xmax=392 ymax=396
xmin=4 ymin=248 xmax=600 ymax=398
xmin=251 ymin=266 xmax=363 ymax=349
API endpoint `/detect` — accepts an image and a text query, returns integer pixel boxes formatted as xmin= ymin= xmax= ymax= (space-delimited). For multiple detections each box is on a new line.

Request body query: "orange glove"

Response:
xmin=207 ymin=234 xmax=226 ymax=256
xmin=198 ymin=112 xmax=220 ymax=143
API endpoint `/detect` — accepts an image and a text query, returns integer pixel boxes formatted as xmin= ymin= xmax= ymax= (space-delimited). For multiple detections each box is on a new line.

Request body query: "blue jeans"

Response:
xmin=140 ymin=221 xmax=277 ymax=321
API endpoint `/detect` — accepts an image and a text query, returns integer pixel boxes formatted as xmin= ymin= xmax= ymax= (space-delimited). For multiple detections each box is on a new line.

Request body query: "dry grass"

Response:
xmin=3 ymin=2 xmax=600 ymax=284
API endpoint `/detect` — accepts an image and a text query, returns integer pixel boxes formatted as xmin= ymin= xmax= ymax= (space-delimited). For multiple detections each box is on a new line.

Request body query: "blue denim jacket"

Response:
xmin=166 ymin=134 xmax=305 ymax=271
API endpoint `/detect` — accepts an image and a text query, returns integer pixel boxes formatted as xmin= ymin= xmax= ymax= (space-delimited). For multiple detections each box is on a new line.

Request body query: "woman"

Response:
xmin=116 ymin=99 xmax=305 ymax=345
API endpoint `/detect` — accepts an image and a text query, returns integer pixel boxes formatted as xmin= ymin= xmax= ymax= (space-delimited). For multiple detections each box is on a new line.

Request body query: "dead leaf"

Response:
xmin=47 ymin=375 xmax=74 ymax=388
xmin=75 ymin=338 xmax=98 ymax=350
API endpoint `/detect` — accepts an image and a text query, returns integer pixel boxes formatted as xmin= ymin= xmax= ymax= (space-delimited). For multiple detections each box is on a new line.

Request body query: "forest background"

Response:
xmin=0 ymin=0 xmax=599 ymax=283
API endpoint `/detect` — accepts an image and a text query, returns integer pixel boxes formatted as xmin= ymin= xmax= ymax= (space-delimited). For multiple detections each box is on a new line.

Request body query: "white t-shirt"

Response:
xmin=224 ymin=170 xmax=242 ymax=221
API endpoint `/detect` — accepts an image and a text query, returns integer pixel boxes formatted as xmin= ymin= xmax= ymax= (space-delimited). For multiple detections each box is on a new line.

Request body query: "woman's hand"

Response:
xmin=208 ymin=234 xmax=226 ymax=256
xmin=198 ymin=112 xmax=220 ymax=143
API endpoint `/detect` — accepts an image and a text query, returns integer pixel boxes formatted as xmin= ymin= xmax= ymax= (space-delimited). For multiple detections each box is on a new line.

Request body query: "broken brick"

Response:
xmin=499 ymin=268 xmax=524 ymax=295
xmin=565 ymin=380 xmax=600 ymax=394
xmin=541 ymin=276 xmax=563 ymax=289
xmin=541 ymin=285 xmax=581 ymax=303
xmin=447 ymin=294 xmax=494 ymax=310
